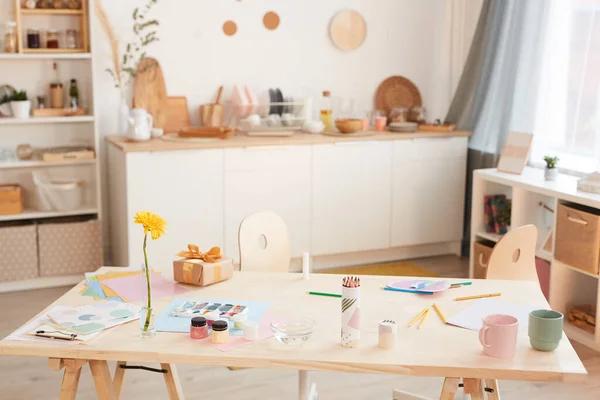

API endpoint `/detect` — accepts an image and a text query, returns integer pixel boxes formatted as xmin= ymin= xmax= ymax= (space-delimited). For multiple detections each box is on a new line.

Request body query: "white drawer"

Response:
xmin=225 ymin=145 xmax=311 ymax=171
xmin=394 ymin=137 xmax=467 ymax=160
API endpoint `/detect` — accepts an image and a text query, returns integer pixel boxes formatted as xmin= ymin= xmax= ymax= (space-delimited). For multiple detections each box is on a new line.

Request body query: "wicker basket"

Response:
xmin=473 ymin=242 xmax=493 ymax=279
xmin=555 ymin=203 xmax=600 ymax=275
xmin=0 ymin=224 xmax=38 ymax=282
xmin=568 ymin=305 xmax=596 ymax=334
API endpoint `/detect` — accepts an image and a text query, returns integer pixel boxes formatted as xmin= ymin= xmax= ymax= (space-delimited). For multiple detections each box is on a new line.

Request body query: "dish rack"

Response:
xmin=230 ymin=97 xmax=312 ymax=135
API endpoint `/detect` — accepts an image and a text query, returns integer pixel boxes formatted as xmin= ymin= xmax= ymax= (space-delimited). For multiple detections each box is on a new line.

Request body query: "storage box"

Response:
xmin=555 ymin=203 xmax=600 ymax=275
xmin=473 ymin=242 xmax=493 ymax=279
xmin=0 ymin=184 xmax=24 ymax=215
xmin=568 ymin=305 xmax=596 ymax=334
xmin=0 ymin=224 xmax=38 ymax=282
xmin=38 ymin=219 xmax=103 ymax=277
xmin=173 ymin=257 xmax=234 ymax=287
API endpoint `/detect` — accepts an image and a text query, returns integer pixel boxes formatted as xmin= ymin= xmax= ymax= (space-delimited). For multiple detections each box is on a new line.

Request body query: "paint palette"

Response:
xmin=171 ymin=300 xmax=249 ymax=319
xmin=46 ymin=301 xmax=140 ymax=335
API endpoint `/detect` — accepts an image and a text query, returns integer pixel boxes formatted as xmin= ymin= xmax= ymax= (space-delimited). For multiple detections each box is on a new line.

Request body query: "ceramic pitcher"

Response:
xmin=127 ymin=108 xmax=153 ymax=141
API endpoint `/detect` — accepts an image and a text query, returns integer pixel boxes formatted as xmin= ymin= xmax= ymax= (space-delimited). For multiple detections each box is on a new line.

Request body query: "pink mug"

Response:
xmin=479 ymin=314 xmax=519 ymax=358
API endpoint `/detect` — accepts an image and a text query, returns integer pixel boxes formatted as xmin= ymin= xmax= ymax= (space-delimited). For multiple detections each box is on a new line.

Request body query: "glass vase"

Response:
xmin=140 ymin=264 xmax=155 ymax=338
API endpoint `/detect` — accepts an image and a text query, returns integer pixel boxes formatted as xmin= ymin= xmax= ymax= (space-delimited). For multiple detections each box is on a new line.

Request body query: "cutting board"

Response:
xmin=163 ymin=96 xmax=191 ymax=134
xmin=133 ymin=57 xmax=168 ymax=129
xmin=329 ymin=10 xmax=367 ymax=51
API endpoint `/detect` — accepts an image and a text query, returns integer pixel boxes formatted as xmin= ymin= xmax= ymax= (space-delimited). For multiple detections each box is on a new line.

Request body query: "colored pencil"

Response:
xmin=418 ymin=308 xmax=430 ymax=329
xmin=408 ymin=307 xmax=429 ymax=327
xmin=382 ymin=287 xmax=434 ymax=295
xmin=450 ymin=282 xmax=472 ymax=288
xmin=432 ymin=303 xmax=447 ymax=323
xmin=308 ymin=291 xmax=342 ymax=298
xmin=454 ymin=293 xmax=501 ymax=301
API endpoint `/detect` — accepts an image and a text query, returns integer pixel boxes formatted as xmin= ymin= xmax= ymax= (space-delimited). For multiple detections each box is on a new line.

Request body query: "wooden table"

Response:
xmin=0 ymin=269 xmax=587 ymax=400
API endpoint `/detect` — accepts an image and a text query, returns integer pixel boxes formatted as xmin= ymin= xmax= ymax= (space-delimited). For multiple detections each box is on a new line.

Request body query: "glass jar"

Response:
xmin=320 ymin=91 xmax=333 ymax=132
xmin=3 ymin=22 xmax=17 ymax=53
xmin=46 ymin=29 xmax=59 ymax=49
xmin=27 ymin=28 xmax=41 ymax=49
xmin=67 ymin=0 xmax=81 ymax=9
xmin=37 ymin=0 xmax=51 ymax=8
xmin=23 ymin=0 xmax=37 ymax=9
xmin=52 ymin=0 xmax=64 ymax=8
xmin=389 ymin=107 xmax=408 ymax=123
xmin=211 ymin=320 xmax=229 ymax=344
xmin=66 ymin=29 xmax=77 ymax=49
xmin=190 ymin=316 xmax=208 ymax=339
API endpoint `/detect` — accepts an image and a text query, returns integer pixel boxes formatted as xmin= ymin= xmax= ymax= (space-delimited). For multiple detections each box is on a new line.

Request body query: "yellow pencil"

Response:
xmin=408 ymin=307 xmax=429 ymax=327
xmin=418 ymin=308 xmax=430 ymax=329
xmin=454 ymin=293 xmax=501 ymax=301
xmin=433 ymin=303 xmax=446 ymax=323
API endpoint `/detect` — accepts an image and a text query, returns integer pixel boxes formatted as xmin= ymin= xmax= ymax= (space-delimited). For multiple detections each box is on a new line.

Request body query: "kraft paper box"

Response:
xmin=173 ymin=257 xmax=233 ymax=287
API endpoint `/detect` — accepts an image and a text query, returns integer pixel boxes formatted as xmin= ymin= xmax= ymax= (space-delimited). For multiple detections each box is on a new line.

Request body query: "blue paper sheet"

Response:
xmin=82 ymin=273 xmax=124 ymax=302
xmin=156 ymin=298 xmax=270 ymax=335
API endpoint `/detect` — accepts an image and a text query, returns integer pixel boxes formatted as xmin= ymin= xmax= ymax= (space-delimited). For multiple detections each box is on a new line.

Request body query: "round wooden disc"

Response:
xmin=375 ymin=76 xmax=422 ymax=114
xmin=263 ymin=11 xmax=280 ymax=30
xmin=223 ymin=20 xmax=237 ymax=36
xmin=329 ymin=10 xmax=367 ymax=51
xmin=133 ymin=57 xmax=168 ymax=129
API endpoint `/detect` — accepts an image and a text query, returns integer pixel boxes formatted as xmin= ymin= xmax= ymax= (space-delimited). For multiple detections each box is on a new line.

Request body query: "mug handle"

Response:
xmin=479 ymin=326 xmax=491 ymax=348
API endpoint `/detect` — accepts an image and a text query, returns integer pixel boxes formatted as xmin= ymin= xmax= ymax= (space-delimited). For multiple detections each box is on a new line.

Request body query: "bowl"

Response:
xmin=270 ymin=317 xmax=316 ymax=345
xmin=335 ymin=119 xmax=362 ymax=134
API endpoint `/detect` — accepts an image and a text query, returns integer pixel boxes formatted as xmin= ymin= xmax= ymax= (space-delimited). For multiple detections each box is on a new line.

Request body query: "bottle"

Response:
xmin=211 ymin=320 xmax=229 ymax=344
xmin=69 ymin=79 xmax=79 ymax=108
xmin=50 ymin=62 xmax=64 ymax=108
xmin=190 ymin=316 xmax=208 ymax=339
xmin=3 ymin=22 xmax=17 ymax=53
xmin=320 ymin=91 xmax=333 ymax=132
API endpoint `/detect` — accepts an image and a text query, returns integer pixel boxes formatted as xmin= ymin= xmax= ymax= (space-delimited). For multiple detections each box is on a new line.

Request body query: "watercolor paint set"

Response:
xmin=171 ymin=300 xmax=249 ymax=319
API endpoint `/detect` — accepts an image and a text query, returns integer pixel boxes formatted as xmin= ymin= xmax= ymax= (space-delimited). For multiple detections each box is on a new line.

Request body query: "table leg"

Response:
xmin=299 ymin=370 xmax=310 ymax=400
xmin=463 ymin=378 xmax=484 ymax=400
xmin=113 ymin=361 xmax=127 ymax=399
xmin=439 ymin=377 xmax=460 ymax=400
xmin=59 ymin=367 xmax=82 ymax=400
xmin=161 ymin=363 xmax=185 ymax=400
xmin=484 ymin=379 xmax=501 ymax=400
xmin=89 ymin=360 xmax=117 ymax=400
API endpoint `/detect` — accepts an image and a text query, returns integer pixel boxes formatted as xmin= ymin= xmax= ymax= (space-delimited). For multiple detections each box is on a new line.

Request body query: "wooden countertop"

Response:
xmin=105 ymin=130 xmax=471 ymax=153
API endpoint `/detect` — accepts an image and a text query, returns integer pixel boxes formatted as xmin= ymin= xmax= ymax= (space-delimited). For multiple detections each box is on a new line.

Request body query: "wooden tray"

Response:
xmin=39 ymin=147 xmax=95 ymax=162
xmin=375 ymin=76 xmax=422 ymax=115
xmin=418 ymin=123 xmax=456 ymax=132
xmin=568 ymin=304 xmax=596 ymax=334
xmin=32 ymin=107 xmax=86 ymax=117
xmin=321 ymin=131 xmax=375 ymax=138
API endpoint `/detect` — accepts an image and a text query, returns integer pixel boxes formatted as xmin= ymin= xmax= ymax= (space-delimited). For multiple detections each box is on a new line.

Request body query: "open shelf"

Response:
xmin=536 ymin=249 xmax=553 ymax=262
xmin=0 ymin=206 xmax=97 ymax=222
xmin=21 ymin=8 xmax=83 ymax=15
xmin=0 ymin=52 xmax=91 ymax=60
xmin=475 ymin=230 xmax=503 ymax=243
xmin=0 ymin=159 xmax=96 ymax=170
xmin=22 ymin=48 xmax=87 ymax=54
xmin=564 ymin=324 xmax=599 ymax=351
xmin=0 ymin=116 xmax=94 ymax=125
xmin=560 ymin=262 xmax=600 ymax=279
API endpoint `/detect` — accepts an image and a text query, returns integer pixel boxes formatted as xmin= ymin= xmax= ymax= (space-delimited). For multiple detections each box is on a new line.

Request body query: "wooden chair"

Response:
xmin=486 ymin=224 xmax=539 ymax=281
xmin=238 ymin=211 xmax=291 ymax=273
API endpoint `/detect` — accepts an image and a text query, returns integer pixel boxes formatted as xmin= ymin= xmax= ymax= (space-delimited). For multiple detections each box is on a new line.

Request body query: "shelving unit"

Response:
xmin=0 ymin=0 xmax=101 ymax=293
xmin=471 ymin=167 xmax=600 ymax=351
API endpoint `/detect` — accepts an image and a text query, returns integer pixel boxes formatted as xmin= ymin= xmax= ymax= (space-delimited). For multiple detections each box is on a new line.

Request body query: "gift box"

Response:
xmin=173 ymin=245 xmax=233 ymax=287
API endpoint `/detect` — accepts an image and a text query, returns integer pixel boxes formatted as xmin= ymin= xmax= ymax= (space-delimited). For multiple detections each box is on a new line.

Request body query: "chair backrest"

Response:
xmin=486 ymin=224 xmax=539 ymax=281
xmin=238 ymin=211 xmax=291 ymax=273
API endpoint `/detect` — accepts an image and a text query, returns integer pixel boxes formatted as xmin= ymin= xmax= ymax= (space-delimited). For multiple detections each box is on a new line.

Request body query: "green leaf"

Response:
xmin=133 ymin=7 xmax=139 ymax=20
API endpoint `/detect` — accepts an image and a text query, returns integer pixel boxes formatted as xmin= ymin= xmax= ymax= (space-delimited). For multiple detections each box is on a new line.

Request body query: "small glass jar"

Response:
xmin=66 ymin=29 xmax=78 ymax=49
xmin=46 ymin=29 xmax=59 ymax=49
xmin=52 ymin=0 xmax=64 ymax=8
xmin=211 ymin=320 xmax=229 ymax=344
xmin=3 ymin=22 xmax=17 ymax=53
xmin=67 ymin=0 xmax=81 ymax=9
xmin=242 ymin=321 xmax=259 ymax=341
xmin=190 ymin=316 xmax=208 ymax=339
xmin=232 ymin=313 xmax=247 ymax=329
xmin=389 ymin=107 xmax=408 ymax=123
xmin=23 ymin=0 xmax=37 ymax=9
xmin=37 ymin=0 xmax=51 ymax=8
xmin=27 ymin=28 xmax=41 ymax=49
xmin=205 ymin=311 xmax=219 ymax=328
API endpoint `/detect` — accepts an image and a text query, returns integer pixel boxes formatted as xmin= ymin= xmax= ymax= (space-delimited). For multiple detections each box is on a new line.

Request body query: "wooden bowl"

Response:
xmin=335 ymin=119 xmax=362 ymax=134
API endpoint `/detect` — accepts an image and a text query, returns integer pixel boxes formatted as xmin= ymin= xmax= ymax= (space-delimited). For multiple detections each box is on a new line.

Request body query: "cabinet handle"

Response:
xmin=334 ymin=140 xmax=379 ymax=146
xmin=478 ymin=253 xmax=488 ymax=268
xmin=567 ymin=214 xmax=588 ymax=225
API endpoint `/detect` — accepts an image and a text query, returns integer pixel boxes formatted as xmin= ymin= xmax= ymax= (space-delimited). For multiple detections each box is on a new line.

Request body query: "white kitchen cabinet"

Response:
xmin=113 ymin=149 xmax=224 ymax=268
xmin=391 ymin=137 xmax=467 ymax=247
xmin=312 ymin=141 xmax=392 ymax=255
xmin=223 ymin=146 xmax=311 ymax=261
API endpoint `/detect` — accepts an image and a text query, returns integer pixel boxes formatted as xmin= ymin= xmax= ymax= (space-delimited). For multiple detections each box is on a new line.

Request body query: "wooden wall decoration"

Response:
xmin=263 ymin=11 xmax=280 ymax=30
xmin=329 ymin=10 xmax=367 ymax=51
xmin=223 ymin=20 xmax=237 ymax=36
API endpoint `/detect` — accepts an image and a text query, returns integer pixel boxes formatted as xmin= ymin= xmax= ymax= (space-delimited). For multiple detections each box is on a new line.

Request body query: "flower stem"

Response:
xmin=142 ymin=233 xmax=152 ymax=332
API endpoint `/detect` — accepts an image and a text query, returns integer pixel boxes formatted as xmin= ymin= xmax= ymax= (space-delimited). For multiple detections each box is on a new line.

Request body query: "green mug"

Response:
xmin=528 ymin=309 xmax=563 ymax=352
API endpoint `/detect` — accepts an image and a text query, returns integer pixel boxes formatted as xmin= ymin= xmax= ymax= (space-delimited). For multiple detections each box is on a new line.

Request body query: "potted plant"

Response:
xmin=544 ymin=155 xmax=559 ymax=181
xmin=10 ymin=90 xmax=31 ymax=119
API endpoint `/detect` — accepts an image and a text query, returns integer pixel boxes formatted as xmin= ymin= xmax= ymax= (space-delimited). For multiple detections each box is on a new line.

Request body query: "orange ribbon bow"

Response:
xmin=177 ymin=245 xmax=223 ymax=263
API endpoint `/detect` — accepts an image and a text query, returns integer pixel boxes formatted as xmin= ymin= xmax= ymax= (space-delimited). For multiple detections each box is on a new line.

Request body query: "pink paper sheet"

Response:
xmin=100 ymin=272 xmax=189 ymax=302
xmin=200 ymin=311 xmax=276 ymax=352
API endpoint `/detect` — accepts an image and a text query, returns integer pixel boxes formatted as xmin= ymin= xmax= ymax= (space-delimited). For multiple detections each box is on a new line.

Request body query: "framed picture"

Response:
xmin=497 ymin=131 xmax=534 ymax=174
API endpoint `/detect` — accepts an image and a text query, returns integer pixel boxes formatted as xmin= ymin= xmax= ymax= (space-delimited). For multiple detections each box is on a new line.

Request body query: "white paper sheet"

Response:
xmin=446 ymin=298 xmax=539 ymax=331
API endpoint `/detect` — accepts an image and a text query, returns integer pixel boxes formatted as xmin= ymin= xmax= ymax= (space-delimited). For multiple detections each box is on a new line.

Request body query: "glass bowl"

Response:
xmin=270 ymin=317 xmax=316 ymax=345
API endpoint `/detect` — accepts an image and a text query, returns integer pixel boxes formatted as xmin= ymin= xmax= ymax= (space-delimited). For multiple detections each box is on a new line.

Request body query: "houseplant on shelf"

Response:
xmin=94 ymin=0 xmax=160 ymax=134
xmin=544 ymin=156 xmax=559 ymax=181
xmin=134 ymin=211 xmax=167 ymax=338
xmin=10 ymin=90 xmax=31 ymax=119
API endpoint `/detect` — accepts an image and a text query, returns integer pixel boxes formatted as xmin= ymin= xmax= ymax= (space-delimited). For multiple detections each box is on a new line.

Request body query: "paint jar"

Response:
xmin=211 ymin=320 xmax=229 ymax=344
xmin=190 ymin=316 xmax=208 ymax=339
xmin=233 ymin=313 xmax=247 ymax=329
xmin=378 ymin=320 xmax=397 ymax=349
xmin=205 ymin=311 xmax=219 ymax=328
xmin=242 ymin=321 xmax=259 ymax=341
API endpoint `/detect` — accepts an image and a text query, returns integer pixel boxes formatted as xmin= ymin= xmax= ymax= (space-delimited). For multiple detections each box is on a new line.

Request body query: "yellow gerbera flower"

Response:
xmin=134 ymin=211 xmax=167 ymax=240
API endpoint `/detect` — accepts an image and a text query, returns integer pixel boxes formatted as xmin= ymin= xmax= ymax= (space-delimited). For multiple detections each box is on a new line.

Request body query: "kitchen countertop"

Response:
xmin=105 ymin=129 xmax=471 ymax=153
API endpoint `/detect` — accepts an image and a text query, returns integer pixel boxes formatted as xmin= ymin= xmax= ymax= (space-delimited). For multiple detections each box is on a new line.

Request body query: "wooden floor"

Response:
xmin=1 ymin=255 xmax=599 ymax=399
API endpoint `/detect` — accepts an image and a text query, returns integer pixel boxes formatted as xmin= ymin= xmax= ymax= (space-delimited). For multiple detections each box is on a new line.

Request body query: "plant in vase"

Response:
xmin=134 ymin=211 xmax=167 ymax=338
xmin=10 ymin=90 xmax=31 ymax=119
xmin=544 ymin=155 xmax=559 ymax=181
xmin=94 ymin=0 xmax=160 ymax=133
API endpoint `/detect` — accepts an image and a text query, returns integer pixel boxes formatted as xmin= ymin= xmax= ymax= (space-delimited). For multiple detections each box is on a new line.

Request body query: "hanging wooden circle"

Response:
xmin=223 ymin=20 xmax=238 ymax=36
xmin=263 ymin=11 xmax=280 ymax=30
xmin=375 ymin=76 xmax=422 ymax=115
xmin=329 ymin=10 xmax=367 ymax=51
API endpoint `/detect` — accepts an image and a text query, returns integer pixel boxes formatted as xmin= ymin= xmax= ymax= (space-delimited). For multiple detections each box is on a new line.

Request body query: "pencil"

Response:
xmin=418 ymin=308 xmax=430 ymax=329
xmin=454 ymin=293 xmax=501 ymax=301
xmin=408 ymin=307 xmax=429 ymax=327
xmin=450 ymin=282 xmax=472 ymax=288
xmin=432 ymin=303 xmax=447 ymax=323
xmin=308 ymin=291 xmax=342 ymax=298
